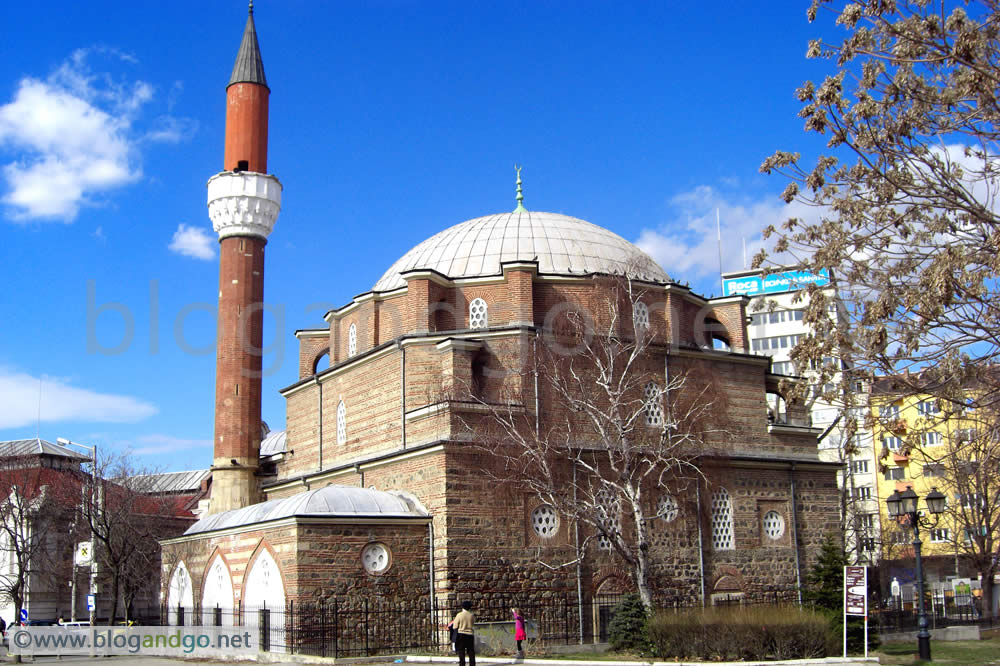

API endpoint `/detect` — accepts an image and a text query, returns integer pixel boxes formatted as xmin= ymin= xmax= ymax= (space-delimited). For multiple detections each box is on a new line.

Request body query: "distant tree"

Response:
xmin=84 ymin=451 xmax=183 ymax=624
xmin=757 ymin=0 xmax=1000 ymax=411
xmin=0 ymin=454 xmax=82 ymax=631
xmin=470 ymin=274 xmax=725 ymax=609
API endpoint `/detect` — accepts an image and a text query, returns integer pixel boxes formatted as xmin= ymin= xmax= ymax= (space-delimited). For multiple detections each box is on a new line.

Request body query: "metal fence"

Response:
xmin=162 ymin=589 xmax=799 ymax=657
xmin=872 ymin=593 xmax=999 ymax=634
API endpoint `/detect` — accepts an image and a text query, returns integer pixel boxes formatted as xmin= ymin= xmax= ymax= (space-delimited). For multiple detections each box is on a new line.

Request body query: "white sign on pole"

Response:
xmin=74 ymin=542 xmax=92 ymax=567
xmin=87 ymin=595 xmax=96 ymax=612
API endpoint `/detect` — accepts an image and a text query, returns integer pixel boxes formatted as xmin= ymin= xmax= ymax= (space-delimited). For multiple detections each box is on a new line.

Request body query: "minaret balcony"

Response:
xmin=207 ymin=170 xmax=282 ymax=240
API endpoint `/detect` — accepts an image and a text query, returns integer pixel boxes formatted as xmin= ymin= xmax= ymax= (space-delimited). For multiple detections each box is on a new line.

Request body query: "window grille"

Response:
xmin=657 ymin=495 xmax=678 ymax=522
xmin=337 ymin=400 xmax=346 ymax=445
xmin=469 ymin=298 xmax=488 ymax=329
xmin=762 ymin=511 xmax=785 ymax=540
xmin=531 ymin=505 xmax=559 ymax=537
xmin=348 ymin=323 xmax=357 ymax=357
xmin=711 ymin=488 xmax=734 ymax=550
xmin=633 ymin=300 xmax=649 ymax=332
xmin=643 ymin=382 xmax=664 ymax=427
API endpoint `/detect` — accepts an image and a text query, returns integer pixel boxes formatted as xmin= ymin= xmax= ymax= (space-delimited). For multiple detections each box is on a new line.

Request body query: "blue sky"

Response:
xmin=0 ymin=1 xmax=839 ymax=471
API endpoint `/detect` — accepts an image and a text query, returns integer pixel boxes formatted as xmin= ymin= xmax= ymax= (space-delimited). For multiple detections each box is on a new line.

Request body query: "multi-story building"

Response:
xmin=869 ymin=374 xmax=997 ymax=615
xmin=722 ymin=267 xmax=879 ymax=564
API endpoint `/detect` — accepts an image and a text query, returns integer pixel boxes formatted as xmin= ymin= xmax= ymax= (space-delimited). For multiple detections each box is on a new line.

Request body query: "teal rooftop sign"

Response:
xmin=723 ymin=268 xmax=830 ymax=297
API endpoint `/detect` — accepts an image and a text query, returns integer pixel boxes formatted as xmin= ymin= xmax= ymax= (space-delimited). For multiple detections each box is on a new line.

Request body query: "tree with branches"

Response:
xmin=83 ymin=451 xmax=187 ymax=624
xmin=757 ymin=0 xmax=1000 ymax=409
xmin=470 ymin=275 xmax=725 ymax=608
xmin=0 ymin=453 xmax=83 ymax=628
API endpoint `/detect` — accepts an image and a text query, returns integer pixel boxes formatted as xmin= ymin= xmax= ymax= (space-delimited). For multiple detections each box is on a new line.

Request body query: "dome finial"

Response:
xmin=514 ymin=165 xmax=527 ymax=212
xmin=249 ymin=0 xmax=254 ymax=14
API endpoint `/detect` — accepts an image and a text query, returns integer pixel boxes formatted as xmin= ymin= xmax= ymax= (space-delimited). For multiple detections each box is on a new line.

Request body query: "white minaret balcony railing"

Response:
xmin=207 ymin=171 xmax=283 ymax=240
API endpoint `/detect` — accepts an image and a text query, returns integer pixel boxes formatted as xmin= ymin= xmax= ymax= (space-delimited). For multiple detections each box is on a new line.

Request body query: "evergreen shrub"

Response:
xmin=606 ymin=594 xmax=649 ymax=652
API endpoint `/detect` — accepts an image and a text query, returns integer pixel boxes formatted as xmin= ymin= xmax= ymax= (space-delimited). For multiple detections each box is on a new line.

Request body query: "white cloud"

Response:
xmin=635 ymin=185 xmax=825 ymax=283
xmin=169 ymin=224 xmax=216 ymax=260
xmin=132 ymin=434 xmax=211 ymax=456
xmin=0 ymin=48 xmax=188 ymax=222
xmin=0 ymin=369 xmax=157 ymax=429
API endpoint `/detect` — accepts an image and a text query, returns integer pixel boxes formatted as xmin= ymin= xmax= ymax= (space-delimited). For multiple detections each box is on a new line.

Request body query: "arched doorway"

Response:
xmin=166 ymin=562 xmax=193 ymax=626
xmin=200 ymin=555 xmax=235 ymax=626
xmin=243 ymin=548 xmax=286 ymax=653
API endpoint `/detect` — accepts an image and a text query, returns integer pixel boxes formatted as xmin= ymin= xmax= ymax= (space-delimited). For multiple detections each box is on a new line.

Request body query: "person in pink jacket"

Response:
xmin=512 ymin=607 xmax=526 ymax=657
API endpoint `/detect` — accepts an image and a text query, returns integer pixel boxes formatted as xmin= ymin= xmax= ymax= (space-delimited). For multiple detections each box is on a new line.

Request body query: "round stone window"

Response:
xmin=762 ymin=511 xmax=785 ymax=540
xmin=361 ymin=542 xmax=391 ymax=574
xmin=657 ymin=495 xmax=678 ymax=522
xmin=531 ymin=505 xmax=559 ymax=538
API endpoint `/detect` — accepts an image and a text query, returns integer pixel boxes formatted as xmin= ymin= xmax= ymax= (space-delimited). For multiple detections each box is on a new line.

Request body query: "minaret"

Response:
xmin=206 ymin=2 xmax=282 ymax=515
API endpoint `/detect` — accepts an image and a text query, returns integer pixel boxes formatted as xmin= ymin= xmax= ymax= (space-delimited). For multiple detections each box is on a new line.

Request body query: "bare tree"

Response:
xmin=468 ymin=275 xmax=725 ymax=608
xmin=0 ymin=454 xmax=82 ymax=628
xmin=84 ymin=451 xmax=187 ymax=624
xmin=757 ymin=0 xmax=1000 ymax=411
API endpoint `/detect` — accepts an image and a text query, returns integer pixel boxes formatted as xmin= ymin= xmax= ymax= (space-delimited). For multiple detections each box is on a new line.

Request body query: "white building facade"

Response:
xmin=721 ymin=268 xmax=879 ymax=564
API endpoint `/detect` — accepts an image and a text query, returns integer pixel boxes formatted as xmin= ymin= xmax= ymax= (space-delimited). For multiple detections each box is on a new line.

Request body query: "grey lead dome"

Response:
xmin=373 ymin=210 xmax=669 ymax=292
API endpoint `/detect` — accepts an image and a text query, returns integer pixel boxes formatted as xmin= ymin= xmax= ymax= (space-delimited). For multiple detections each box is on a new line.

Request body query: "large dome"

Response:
xmin=373 ymin=211 xmax=669 ymax=292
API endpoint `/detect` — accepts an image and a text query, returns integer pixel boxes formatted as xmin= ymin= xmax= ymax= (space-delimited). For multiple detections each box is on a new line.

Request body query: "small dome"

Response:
xmin=373 ymin=211 xmax=669 ymax=292
xmin=259 ymin=429 xmax=286 ymax=457
xmin=185 ymin=485 xmax=427 ymax=535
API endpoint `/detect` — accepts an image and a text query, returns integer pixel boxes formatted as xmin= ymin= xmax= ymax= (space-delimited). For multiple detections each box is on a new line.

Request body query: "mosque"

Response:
xmin=160 ymin=5 xmax=840 ymax=645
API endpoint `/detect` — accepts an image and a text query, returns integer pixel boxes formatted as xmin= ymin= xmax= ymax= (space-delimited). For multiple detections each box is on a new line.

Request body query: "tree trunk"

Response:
xmin=631 ymin=504 xmax=654 ymax=609
xmin=981 ymin=570 xmax=995 ymax=620
xmin=109 ymin=574 xmax=120 ymax=626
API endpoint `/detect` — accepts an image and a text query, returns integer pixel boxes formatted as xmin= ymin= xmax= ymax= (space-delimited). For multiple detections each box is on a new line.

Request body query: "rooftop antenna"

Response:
xmin=514 ymin=165 xmax=527 ymax=213
xmin=716 ymin=208 xmax=723 ymax=293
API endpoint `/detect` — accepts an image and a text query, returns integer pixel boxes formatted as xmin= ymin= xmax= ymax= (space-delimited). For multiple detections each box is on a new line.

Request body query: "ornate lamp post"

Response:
xmin=885 ymin=485 xmax=947 ymax=661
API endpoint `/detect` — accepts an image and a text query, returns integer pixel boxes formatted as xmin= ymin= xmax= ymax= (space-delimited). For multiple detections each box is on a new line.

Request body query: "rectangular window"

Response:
xmin=964 ymin=526 xmax=987 ymax=542
xmin=882 ymin=436 xmax=903 ymax=451
xmin=923 ymin=463 xmax=945 ymax=477
xmin=880 ymin=404 xmax=901 ymax=419
xmin=920 ymin=431 xmax=942 ymax=446
xmin=884 ymin=467 xmax=905 ymax=481
xmin=891 ymin=531 xmax=910 ymax=544
xmin=956 ymin=428 xmax=978 ymax=442
xmin=917 ymin=400 xmax=939 ymax=416
xmin=861 ymin=537 xmax=876 ymax=551
xmin=792 ymin=310 xmax=804 ymax=321
xmin=960 ymin=493 xmax=985 ymax=509
xmin=930 ymin=528 xmax=950 ymax=543
xmin=853 ymin=486 xmax=872 ymax=499
xmin=849 ymin=460 xmax=869 ymax=474
xmin=860 ymin=514 xmax=875 ymax=529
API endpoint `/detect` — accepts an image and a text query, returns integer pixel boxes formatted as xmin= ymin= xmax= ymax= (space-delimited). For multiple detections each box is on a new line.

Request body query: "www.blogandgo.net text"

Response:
xmin=10 ymin=626 xmax=256 ymax=656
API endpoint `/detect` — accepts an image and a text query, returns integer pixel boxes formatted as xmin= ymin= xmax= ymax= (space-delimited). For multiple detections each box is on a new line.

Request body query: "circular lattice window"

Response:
xmin=361 ymin=542 xmax=391 ymax=574
xmin=762 ymin=511 xmax=785 ymax=540
xmin=657 ymin=495 xmax=678 ymax=522
xmin=531 ymin=505 xmax=559 ymax=538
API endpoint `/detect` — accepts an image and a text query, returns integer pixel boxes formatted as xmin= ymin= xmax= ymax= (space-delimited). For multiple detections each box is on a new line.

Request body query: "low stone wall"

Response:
xmin=880 ymin=624 xmax=980 ymax=642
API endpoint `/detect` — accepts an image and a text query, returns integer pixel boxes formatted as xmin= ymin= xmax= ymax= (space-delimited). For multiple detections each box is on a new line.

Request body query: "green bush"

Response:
xmin=606 ymin=594 xmax=649 ymax=652
xmin=645 ymin=605 xmax=831 ymax=661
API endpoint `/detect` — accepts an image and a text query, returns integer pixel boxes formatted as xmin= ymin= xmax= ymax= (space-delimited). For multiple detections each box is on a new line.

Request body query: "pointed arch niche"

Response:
xmin=242 ymin=545 xmax=287 ymax=653
xmin=201 ymin=554 xmax=235 ymax=626
xmin=166 ymin=562 xmax=193 ymax=626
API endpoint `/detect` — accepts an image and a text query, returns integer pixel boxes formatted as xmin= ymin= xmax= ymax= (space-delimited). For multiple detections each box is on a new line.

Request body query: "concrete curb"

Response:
xmin=403 ymin=656 xmax=879 ymax=666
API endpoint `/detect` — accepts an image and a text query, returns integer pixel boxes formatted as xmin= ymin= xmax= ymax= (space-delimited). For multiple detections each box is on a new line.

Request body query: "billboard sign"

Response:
xmin=844 ymin=566 xmax=867 ymax=616
xmin=723 ymin=269 xmax=830 ymax=297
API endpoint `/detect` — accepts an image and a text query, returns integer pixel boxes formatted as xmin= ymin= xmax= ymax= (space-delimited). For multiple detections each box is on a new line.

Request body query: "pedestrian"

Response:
xmin=448 ymin=600 xmax=475 ymax=666
xmin=511 ymin=607 xmax=526 ymax=657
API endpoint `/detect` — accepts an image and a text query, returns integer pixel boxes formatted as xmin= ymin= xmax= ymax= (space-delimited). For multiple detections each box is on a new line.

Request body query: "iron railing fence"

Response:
xmin=161 ymin=587 xmax=801 ymax=657
xmin=872 ymin=593 xmax=999 ymax=633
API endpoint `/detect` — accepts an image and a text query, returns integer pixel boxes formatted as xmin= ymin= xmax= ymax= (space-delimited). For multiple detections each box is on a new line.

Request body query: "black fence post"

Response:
xmin=364 ymin=597 xmax=370 ymax=656
xmin=333 ymin=598 xmax=339 ymax=659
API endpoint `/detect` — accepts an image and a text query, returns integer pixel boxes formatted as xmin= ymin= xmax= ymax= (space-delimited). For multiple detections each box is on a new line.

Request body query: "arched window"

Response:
xmin=200 ymin=555 xmax=234 ymax=626
xmin=348 ymin=323 xmax=357 ymax=357
xmin=469 ymin=298 xmax=488 ymax=329
xmin=166 ymin=562 xmax=193 ymax=626
xmin=644 ymin=382 xmax=664 ymax=427
xmin=711 ymin=488 xmax=734 ymax=550
xmin=337 ymin=400 xmax=346 ymax=445
xmin=633 ymin=300 xmax=650 ymax=332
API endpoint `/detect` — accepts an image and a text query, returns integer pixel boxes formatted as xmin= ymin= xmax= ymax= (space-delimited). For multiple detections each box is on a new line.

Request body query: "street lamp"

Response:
xmin=885 ymin=485 xmax=946 ymax=661
xmin=57 ymin=438 xmax=98 ymax=626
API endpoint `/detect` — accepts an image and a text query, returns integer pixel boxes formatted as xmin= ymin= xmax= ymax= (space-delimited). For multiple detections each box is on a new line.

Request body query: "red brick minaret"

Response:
xmin=206 ymin=2 xmax=282 ymax=515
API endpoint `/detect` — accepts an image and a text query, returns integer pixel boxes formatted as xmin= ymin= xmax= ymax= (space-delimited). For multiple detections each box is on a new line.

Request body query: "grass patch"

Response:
xmin=875 ymin=636 xmax=1000 ymax=665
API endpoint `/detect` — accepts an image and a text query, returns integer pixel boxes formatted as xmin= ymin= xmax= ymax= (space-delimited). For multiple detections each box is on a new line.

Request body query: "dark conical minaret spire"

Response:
xmin=229 ymin=1 xmax=268 ymax=90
